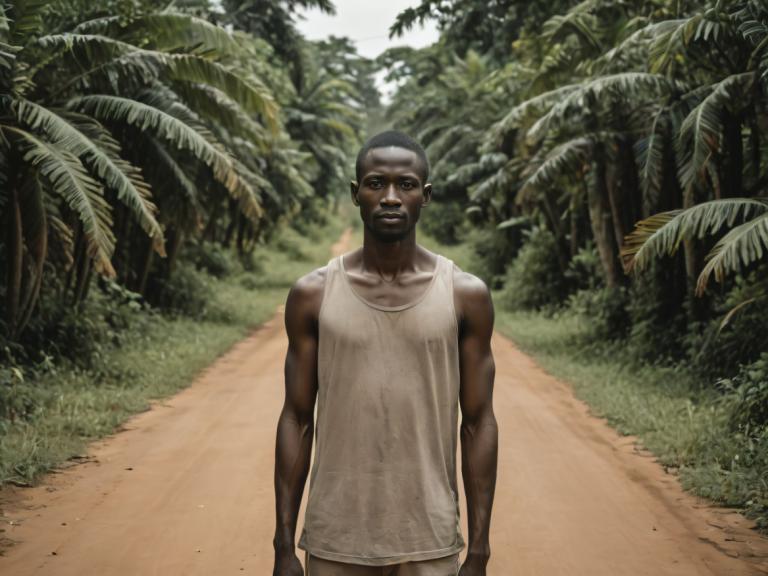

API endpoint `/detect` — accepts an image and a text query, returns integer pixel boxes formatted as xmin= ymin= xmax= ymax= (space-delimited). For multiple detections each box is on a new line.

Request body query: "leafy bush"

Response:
xmin=626 ymin=261 xmax=687 ymax=364
xmin=154 ymin=262 xmax=213 ymax=319
xmin=274 ymin=229 xmax=310 ymax=262
xmin=568 ymin=286 xmax=630 ymax=341
xmin=420 ymin=200 xmax=466 ymax=245
xmin=719 ymin=353 xmax=768 ymax=431
xmin=683 ymin=267 xmax=768 ymax=378
xmin=499 ymin=227 xmax=566 ymax=310
xmin=564 ymin=242 xmax=602 ymax=292
xmin=465 ymin=225 xmax=521 ymax=289
xmin=239 ymin=250 xmax=265 ymax=274
xmin=16 ymin=279 xmax=151 ymax=369
xmin=188 ymin=241 xmax=240 ymax=278
xmin=0 ymin=359 xmax=42 ymax=423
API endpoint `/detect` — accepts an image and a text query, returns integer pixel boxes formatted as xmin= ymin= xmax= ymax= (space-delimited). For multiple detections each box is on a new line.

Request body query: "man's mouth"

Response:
xmin=376 ymin=212 xmax=405 ymax=219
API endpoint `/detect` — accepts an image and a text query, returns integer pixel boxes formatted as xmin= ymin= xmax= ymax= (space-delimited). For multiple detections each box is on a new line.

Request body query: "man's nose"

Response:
xmin=380 ymin=184 xmax=402 ymax=206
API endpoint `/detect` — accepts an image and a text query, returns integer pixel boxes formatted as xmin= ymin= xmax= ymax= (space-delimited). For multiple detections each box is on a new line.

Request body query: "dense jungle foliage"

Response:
xmin=0 ymin=0 xmax=376 ymax=377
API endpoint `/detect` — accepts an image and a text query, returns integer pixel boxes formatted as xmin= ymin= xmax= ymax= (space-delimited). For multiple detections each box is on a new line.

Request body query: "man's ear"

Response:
xmin=422 ymin=183 xmax=432 ymax=206
xmin=350 ymin=180 xmax=360 ymax=206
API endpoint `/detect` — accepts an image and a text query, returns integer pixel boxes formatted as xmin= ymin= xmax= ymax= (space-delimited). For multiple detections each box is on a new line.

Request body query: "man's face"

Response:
xmin=351 ymin=146 xmax=432 ymax=242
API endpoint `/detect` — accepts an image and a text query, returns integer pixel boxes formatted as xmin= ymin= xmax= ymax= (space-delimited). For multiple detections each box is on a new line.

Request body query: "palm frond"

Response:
xmin=68 ymin=94 xmax=258 ymax=213
xmin=7 ymin=0 xmax=49 ymax=43
xmin=51 ymin=41 xmax=279 ymax=131
xmin=73 ymin=12 xmax=238 ymax=56
xmin=621 ymin=198 xmax=768 ymax=273
xmin=171 ymin=81 xmax=270 ymax=149
xmin=485 ymin=83 xmax=582 ymax=148
xmin=635 ymin=107 xmax=669 ymax=209
xmin=4 ymin=125 xmax=115 ymax=275
xmin=528 ymin=73 xmax=672 ymax=141
xmin=698 ymin=211 xmax=768 ymax=294
xmin=542 ymin=0 xmax=602 ymax=52
xmin=649 ymin=16 xmax=701 ymax=74
xmin=519 ymin=135 xmax=594 ymax=203
xmin=14 ymin=99 xmax=164 ymax=254
xmin=676 ymin=72 xmax=756 ymax=194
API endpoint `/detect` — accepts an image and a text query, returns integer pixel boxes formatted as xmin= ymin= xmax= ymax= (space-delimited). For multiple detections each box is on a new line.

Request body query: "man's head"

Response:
xmin=351 ymin=130 xmax=432 ymax=243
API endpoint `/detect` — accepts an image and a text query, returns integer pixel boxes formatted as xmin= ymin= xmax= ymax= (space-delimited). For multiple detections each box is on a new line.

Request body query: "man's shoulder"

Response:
xmin=444 ymin=259 xmax=489 ymax=300
xmin=290 ymin=264 xmax=329 ymax=298
xmin=441 ymin=259 xmax=493 ymax=324
xmin=285 ymin=263 xmax=330 ymax=321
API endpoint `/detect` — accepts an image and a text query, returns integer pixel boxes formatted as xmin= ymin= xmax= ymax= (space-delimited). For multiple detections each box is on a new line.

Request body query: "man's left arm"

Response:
xmin=457 ymin=274 xmax=498 ymax=575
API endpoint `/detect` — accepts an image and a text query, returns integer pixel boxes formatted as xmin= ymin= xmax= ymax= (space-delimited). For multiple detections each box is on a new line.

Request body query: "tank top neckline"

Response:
xmin=338 ymin=252 xmax=444 ymax=312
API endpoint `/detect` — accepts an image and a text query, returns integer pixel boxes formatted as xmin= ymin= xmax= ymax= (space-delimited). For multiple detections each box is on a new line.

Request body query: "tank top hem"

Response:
xmin=297 ymin=540 xmax=465 ymax=567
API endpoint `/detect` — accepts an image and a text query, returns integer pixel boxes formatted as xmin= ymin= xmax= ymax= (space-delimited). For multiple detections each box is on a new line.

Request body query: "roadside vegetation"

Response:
xmin=402 ymin=0 xmax=768 ymax=530
xmin=0 ymin=213 xmax=348 ymax=485
xmin=0 ymin=0 xmax=370 ymax=484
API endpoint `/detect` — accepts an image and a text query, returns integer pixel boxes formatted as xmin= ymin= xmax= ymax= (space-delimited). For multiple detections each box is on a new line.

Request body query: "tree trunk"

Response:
xmin=588 ymin=146 xmax=622 ymax=287
xmin=73 ymin=253 xmax=92 ymax=306
xmin=541 ymin=189 xmax=568 ymax=277
xmin=223 ymin=197 xmax=238 ymax=247
xmin=5 ymin=185 xmax=23 ymax=338
xmin=137 ymin=235 xmax=155 ymax=296
xmin=17 ymin=180 xmax=48 ymax=336
xmin=236 ymin=214 xmax=247 ymax=257
xmin=722 ymin=112 xmax=743 ymax=198
xmin=606 ymin=161 xmax=627 ymax=263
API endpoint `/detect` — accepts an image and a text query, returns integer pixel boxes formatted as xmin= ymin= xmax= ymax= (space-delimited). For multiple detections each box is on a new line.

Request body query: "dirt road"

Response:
xmin=2 ymin=230 xmax=767 ymax=575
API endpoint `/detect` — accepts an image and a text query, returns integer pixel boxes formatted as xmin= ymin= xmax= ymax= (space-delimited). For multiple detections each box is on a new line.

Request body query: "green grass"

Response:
xmin=494 ymin=309 xmax=767 ymax=530
xmin=0 ymin=213 xmax=349 ymax=486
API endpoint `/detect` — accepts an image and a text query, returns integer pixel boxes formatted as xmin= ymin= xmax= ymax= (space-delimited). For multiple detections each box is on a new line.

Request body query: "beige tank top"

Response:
xmin=297 ymin=252 xmax=465 ymax=566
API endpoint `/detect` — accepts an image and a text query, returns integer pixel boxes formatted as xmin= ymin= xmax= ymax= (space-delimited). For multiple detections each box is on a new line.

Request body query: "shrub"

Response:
xmin=718 ymin=353 xmax=768 ymax=431
xmin=465 ymin=226 xmax=521 ymax=289
xmin=499 ymin=227 xmax=566 ymax=310
xmin=420 ymin=200 xmax=466 ymax=245
xmin=564 ymin=242 xmax=602 ymax=292
xmin=683 ymin=267 xmax=768 ymax=378
xmin=154 ymin=262 xmax=213 ymax=319
xmin=568 ymin=286 xmax=631 ymax=341
xmin=626 ymin=261 xmax=687 ymax=364
xmin=239 ymin=250 xmax=265 ymax=274
xmin=188 ymin=241 xmax=239 ymax=278
xmin=274 ymin=229 xmax=310 ymax=262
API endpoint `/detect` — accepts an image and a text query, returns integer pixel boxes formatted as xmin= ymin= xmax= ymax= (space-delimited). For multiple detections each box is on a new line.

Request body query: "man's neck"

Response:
xmin=360 ymin=227 xmax=420 ymax=279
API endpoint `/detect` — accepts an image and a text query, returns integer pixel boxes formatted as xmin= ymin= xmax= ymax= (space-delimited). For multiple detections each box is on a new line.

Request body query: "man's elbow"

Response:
xmin=280 ymin=404 xmax=315 ymax=435
xmin=461 ymin=407 xmax=498 ymax=438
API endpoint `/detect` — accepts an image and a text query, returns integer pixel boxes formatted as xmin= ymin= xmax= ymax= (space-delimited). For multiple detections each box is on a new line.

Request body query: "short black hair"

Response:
xmin=355 ymin=130 xmax=430 ymax=183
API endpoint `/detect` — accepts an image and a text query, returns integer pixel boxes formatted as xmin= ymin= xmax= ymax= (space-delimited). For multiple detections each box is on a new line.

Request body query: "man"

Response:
xmin=273 ymin=131 xmax=498 ymax=576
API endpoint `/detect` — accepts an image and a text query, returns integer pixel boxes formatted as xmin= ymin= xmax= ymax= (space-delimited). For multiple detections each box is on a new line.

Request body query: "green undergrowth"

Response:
xmin=0 ymin=214 xmax=348 ymax=487
xmin=494 ymin=311 xmax=767 ymax=531
xmin=423 ymin=232 xmax=767 ymax=532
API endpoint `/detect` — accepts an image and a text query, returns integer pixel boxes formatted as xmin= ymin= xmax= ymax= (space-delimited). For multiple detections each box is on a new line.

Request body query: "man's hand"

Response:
xmin=459 ymin=552 xmax=490 ymax=576
xmin=273 ymin=552 xmax=303 ymax=576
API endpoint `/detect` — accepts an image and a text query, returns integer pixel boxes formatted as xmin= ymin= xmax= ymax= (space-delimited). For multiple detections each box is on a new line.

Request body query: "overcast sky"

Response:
xmin=295 ymin=1 xmax=439 ymax=60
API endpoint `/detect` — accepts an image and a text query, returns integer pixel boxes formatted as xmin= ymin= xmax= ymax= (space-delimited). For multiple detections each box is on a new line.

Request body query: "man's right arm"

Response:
xmin=273 ymin=270 xmax=324 ymax=576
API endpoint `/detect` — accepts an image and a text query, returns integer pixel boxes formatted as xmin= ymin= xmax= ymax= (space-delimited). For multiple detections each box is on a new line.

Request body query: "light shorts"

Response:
xmin=305 ymin=551 xmax=461 ymax=576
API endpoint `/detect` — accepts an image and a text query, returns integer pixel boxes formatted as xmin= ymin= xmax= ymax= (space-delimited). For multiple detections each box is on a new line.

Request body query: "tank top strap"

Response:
xmin=318 ymin=255 xmax=342 ymax=318
xmin=438 ymin=254 xmax=455 ymax=293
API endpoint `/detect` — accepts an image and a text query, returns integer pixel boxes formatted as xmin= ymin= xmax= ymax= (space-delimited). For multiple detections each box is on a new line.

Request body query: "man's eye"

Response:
xmin=400 ymin=181 xmax=415 ymax=190
xmin=368 ymin=179 xmax=383 ymax=188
